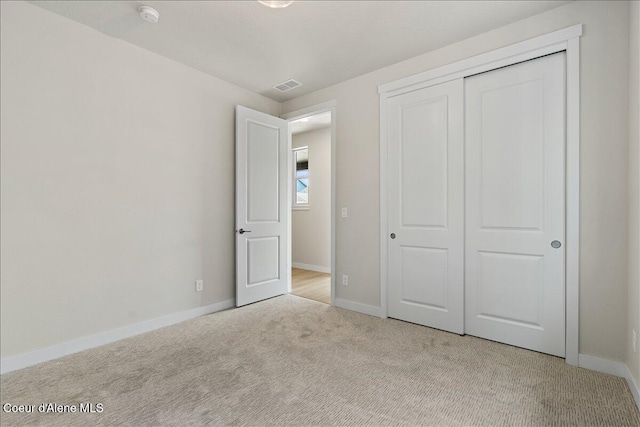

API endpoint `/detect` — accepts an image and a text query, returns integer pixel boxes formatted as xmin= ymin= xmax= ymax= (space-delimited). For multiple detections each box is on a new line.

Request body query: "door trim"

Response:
xmin=281 ymin=100 xmax=337 ymax=306
xmin=379 ymin=25 xmax=582 ymax=366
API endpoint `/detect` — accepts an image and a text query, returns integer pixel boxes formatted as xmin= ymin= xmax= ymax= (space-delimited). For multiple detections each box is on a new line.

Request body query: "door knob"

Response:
xmin=238 ymin=229 xmax=251 ymax=234
xmin=390 ymin=233 xmax=396 ymax=239
xmin=551 ymin=240 xmax=561 ymax=248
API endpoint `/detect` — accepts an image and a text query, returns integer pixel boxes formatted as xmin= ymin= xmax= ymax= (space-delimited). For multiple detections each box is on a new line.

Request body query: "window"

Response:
xmin=293 ymin=147 xmax=309 ymax=208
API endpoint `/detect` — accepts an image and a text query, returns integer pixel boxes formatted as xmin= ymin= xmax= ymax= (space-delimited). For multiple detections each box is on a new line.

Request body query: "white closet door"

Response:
xmin=464 ymin=53 xmax=566 ymax=357
xmin=387 ymin=79 xmax=464 ymax=334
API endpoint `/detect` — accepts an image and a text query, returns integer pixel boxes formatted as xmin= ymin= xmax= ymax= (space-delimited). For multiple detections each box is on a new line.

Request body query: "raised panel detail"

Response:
xmin=247 ymin=121 xmax=280 ymax=223
xmin=247 ymin=237 xmax=280 ymax=287
xmin=401 ymin=246 xmax=448 ymax=310
xmin=480 ymin=80 xmax=543 ymax=230
xmin=400 ymin=96 xmax=448 ymax=228
xmin=477 ymin=251 xmax=543 ymax=327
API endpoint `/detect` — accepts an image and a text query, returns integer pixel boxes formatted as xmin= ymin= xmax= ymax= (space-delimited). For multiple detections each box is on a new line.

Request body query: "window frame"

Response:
xmin=292 ymin=146 xmax=310 ymax=210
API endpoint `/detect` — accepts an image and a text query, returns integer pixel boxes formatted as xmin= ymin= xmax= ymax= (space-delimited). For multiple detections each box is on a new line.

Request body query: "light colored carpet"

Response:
xmin=1 ymin=294 xmax=639 ymax=426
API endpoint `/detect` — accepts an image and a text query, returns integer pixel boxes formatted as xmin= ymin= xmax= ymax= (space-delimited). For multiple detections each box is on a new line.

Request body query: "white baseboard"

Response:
xmin=334 ymin=298 xmax=381 ymax=317
xmin=578 ymin=353 xmax=640 ymax=411
xmin=292 ymin=262 xmax=331 ymax=274
xmin=578 ymin=353 xmax=626 ymax=376
xmin=0 ymin=298 xmax=235 ymax=375
xmin=623 ymin=363 xmax=640 ymax=410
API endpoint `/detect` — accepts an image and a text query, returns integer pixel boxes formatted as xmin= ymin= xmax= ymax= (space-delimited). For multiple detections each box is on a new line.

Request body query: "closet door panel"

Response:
xmin=387 ymin=79 xmax=464 ymax=334
xmin=464 ymin=53 xmax=566 ymax=357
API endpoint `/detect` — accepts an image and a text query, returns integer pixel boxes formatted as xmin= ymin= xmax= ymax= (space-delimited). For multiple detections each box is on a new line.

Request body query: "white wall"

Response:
xmin=282 ymin=0 xmax=631 ymax=362
xmin=0 ymin=1 xmax=280 ymax=358
xmin=627 ymin=0 xmax=640 ymax=385
xmin=292 ymin=128 xmax=331 ymax=271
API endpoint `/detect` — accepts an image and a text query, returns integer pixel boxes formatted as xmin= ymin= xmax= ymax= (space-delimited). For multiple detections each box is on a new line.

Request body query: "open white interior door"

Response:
xmin=236 ymin=106 xmax=289 ymax=307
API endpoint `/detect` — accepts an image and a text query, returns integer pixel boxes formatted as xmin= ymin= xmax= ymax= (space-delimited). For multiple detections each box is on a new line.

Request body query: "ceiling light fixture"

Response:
xmin=258 ymin=1 xmax=294 ymax=8
xmin=138 ymin=6 xmax=160 ymax=23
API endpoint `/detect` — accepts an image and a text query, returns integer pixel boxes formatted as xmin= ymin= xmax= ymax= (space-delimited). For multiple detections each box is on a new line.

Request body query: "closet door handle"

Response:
xmin=238 ymin=229 xmax=251 ymax=234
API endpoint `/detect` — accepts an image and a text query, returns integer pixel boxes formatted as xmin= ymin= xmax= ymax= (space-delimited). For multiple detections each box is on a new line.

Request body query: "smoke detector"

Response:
xmin=139 ymin=6 xmax=159 ymax=23
xmin=274 ymin=79 xmax=302 ymax=92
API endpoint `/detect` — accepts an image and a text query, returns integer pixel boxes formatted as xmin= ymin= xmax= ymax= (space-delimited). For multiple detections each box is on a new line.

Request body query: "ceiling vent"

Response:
xmin=274 ymin=79 xmax=302 ymax=92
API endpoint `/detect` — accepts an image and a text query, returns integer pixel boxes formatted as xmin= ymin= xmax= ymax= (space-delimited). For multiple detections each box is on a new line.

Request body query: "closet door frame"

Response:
xmin=378 ymin=24 xmax=582 ymax=366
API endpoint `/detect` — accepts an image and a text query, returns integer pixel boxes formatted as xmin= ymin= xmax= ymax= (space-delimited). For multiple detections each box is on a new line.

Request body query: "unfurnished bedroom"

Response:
xmin=1 ymin=1 xmax=639 ymax=426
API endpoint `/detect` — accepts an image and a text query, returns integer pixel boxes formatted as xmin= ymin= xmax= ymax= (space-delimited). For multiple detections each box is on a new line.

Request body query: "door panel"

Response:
xmin=476 ymin=251 xmax=543 ymax=326
xmin=247 ymin=237 xmax=280 ymax=286
xmin=401 ymin=246 xmax=448 ymax=310
xmin=479 ymin=79 xmax=543 ymax=230
xmin=388 ymin=79 xmax=464 ymax=334
xmin=400 ymin=96 xmax=449 ymax=228
xmin=247 ymin=121 xmax=281 ymax=223
xmin=465 ymin=53 xmax=566 ymax=357
xmin=236 ymin=106 xmax=288 ymax=307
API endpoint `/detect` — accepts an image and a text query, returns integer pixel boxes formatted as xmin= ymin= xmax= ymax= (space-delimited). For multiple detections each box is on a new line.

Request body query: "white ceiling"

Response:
xmin=290 ymin=111 xmax=331 ymax=135
xmin=30 ymin=1 xmax=570 ymax=102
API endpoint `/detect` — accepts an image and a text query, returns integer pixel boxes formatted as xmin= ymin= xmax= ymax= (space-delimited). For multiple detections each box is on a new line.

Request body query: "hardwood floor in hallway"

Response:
xmin=291 ymin=268 xmax=331 ymax=304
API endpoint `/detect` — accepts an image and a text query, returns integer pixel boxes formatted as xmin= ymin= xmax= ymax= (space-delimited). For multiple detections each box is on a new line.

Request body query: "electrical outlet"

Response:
xmin=341 ymin=207 xmax=348 ymax=218
xmin=342 ymin=275 xmax=348 ymax=286
xmin=195 ymin=280 xmax=204 ymax=292
xmin=633 ymin=330 xmax=637 ymax=353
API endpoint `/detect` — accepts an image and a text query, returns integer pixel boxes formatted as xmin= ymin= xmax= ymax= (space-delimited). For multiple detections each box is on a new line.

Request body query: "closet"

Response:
xmin=385 ymin=52 xmax=566 ymax=357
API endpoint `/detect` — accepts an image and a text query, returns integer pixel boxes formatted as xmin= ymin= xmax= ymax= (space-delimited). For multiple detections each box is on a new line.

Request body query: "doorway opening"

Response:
xmin=286 ymin=108 xmax=334 ymax=305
